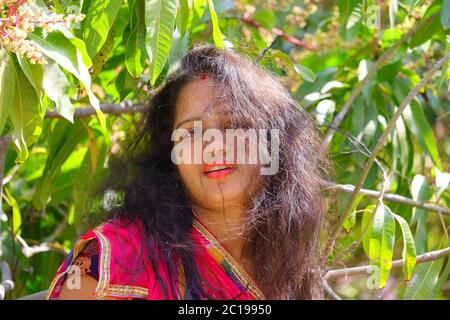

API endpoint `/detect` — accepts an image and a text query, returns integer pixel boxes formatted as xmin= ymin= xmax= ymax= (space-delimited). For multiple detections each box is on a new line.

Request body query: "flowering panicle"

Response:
xmin=0 ymin=0 xmax=85 ymax=64
xmin=285 ymin=0 xmax=318 ymax=29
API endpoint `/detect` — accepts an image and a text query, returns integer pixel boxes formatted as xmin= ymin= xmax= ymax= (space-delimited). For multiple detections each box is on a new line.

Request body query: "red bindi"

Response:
xmin=199 ymin=73 xmax=207 ymax=80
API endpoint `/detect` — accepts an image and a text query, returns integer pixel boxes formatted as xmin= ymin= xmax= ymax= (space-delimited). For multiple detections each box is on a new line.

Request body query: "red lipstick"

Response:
xmin=203 ymin=162 xmax=235 ymax=179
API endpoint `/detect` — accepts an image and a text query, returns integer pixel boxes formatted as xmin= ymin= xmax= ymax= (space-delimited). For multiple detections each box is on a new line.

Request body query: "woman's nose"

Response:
xmin=204 ymin=136 xmax=234 ymax=163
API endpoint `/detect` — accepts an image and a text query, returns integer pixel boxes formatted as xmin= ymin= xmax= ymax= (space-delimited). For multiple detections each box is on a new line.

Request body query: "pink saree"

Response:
xmin=46 ymin=216 xmax=265 ymax=300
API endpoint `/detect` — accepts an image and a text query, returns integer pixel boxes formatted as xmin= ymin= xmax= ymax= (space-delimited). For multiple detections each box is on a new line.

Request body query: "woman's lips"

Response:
xmin=203 ymin=163 xmax=235 ymax=179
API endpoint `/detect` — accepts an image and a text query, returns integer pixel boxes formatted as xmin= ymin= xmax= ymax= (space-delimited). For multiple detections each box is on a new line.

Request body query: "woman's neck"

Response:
xmin=192 ymin=205 xmax=250 ymax=267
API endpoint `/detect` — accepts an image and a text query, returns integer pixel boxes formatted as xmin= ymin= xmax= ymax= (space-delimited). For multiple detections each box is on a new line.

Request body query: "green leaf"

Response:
xmin=269 ymin=50 xmax=316 ymax=82
xmin=393 ymin=109 xmax=412 ymax=179
xmin=392 ymin=213 xmax=417 ymax=281
xmin=190 ymin=0 xmax=206 ymax=30
xmin=207 ymin=0 xmax=223 ymax=49
xmin=125 ymin=0 xmax=147 ymax=78
xmin=115 ymin=68 xmax=139 ymax=101
xmin=91 ymin=23 xmax=116 ymax=81
xmin=32 ymin=120 xmax=86 ymax=211
xmin=17 ymin=56 xmax=43 ymax=100
xmin=82 ymin=0 xmax=122 ymax=58
xmin=410 ymin=9 xmax=441 ymax=48
xmin=343 ymin=192 xmax=363 ymax=233
xmin=294 ymin=64 xmax=316 ymax=83
xmin=410 ymin=174 xmax=431 ymax=254
xmin=346 ymin=4 xmax=362 ymax=30
xmin=401 ymin=99 xmax=442 ymax=171
xmin=10 ymin=57 xmax=43 ymax=163
xmin=315 ymin=99 xmax=335 ymax=126
xmin=403 ymin=257 xmax=444 ymax=299
xmin=369 ymin=203 xmax=396 ymax=288
xmin=0 ymin=49 xmax=16 ymax=135
xmin=435 ymin=167 xmax=450 ymax=198
xmin=361 ymin=204 xmax=376 ymax=256
xmin=429 ymin=258 xmax=450 ymax=298
xmin=252 ymin=11 xmax=277 ymax=29
xmin=42 ymin=60 xmax=75 ymax=123
xmin=145 ymin=0 xmax=178 ymax=85
xmin=177 ymin=0 xmax=190 ymax=38
xmin=3 ymin=187 xmax=22 ymax=238
xmin=29 ymin=32 xmax=106 ymax=130
xmin=441 ymin=0 xmax=450 ymax=30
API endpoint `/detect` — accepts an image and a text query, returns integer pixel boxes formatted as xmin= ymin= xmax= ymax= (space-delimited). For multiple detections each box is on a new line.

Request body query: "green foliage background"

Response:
xmin=0 ymin=0 xmax=449 ymax=299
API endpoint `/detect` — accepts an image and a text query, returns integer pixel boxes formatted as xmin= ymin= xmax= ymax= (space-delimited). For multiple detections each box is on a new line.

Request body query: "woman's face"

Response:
xmin=172 ymin=77 xmax=261 ymax=211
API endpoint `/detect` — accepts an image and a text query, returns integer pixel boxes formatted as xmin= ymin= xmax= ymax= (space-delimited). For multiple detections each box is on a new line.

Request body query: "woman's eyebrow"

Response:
xmin=174 ymin=116 xmax=202 ymax=129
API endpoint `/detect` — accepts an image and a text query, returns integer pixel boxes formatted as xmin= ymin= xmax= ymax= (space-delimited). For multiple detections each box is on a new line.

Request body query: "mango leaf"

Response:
xmin=434 ymin=167 xmax=450 ymax=199
xmin=369 ymin=203 xmax=396 ymax=288
xmin=125 ymin=0 xmax=147 ymax=78
xmin=190 ymin=0 xmax=206 ymax=30
xmin=32 ymin=120 xmax=86 ymax=211
xmin=402 ymin=99 xmax=442 ymax=170
xmin=343 ymin=193 xmax=364 ymax=233
xmin=410 ymin=5 xmax=442 ymax=48
xmin=145 ymin=0 xmax=178 ymax=85
xmin=361 ymin=204 xmax=376 ymax=256
xmin=403 ymin=257 xmax=444 ymax=299
xmin=177 ymin=0 xmax=190 ymax=39
xmin=253 ymin=11 xmax=277 ymax=29
xmin=82 ymin=0 xmax=122 ymax=58
xmin=393 ymin=108 xmax=413 ymax=179
xmin=3 ymin=187 xmax=22 ymax=238
xmin=441 ymin=0 xmax=450 ymax=30
xmin=115 ymin=67 xmax=139 ymax=101
xmin=42 ymin=60 xmax=76 ymax=123
xmin=294 ymin=64 xmax=316 ymax=83
xmin=10 ymin=57 xmax=43 ymax=163
xmin=315 ymin=99 xmax=335 ymax=126
xmin=410 ymin=175 xmax=431 ymax=254
xmin=429 ymin=258 xmax=450 ymax=298
xmin=392 ymin=213 xmax=417 ymax=281
xmin=29 ymin=32 xmax=106 ymax=130
xmin=0 ymin=49 xmax=16 ymax=135
xmin=207 ymin=0 xmax=223 ymax=49
xmin=17 ymin=56 xmax=43 ymax=100
xmin=270 ymin=50 xmax=316 ymax=83
xmin=169 ymin=23 xmax=190 ymax=73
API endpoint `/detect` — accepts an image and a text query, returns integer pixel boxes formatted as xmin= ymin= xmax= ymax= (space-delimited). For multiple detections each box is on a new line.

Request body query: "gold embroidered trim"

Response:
xmin=192 ymin=218 xmax=266 ymax=300
xmin=93 ymin=229 xmax=110 ymax=298
xmin=107 ymin=285 xmax=148 ymax=297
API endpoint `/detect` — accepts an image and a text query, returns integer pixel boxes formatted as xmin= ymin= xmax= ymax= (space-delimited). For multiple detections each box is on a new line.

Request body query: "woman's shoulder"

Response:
xmin=92 ymin=217 xmax=148 ymax=247
xmin=47 ymin=217 xmax=155 ymax=300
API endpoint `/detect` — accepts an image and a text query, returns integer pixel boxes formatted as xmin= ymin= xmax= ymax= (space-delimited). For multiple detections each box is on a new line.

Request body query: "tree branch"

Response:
xmin=322 ymin=278 xmax=343 ymax=300
xmin=0 ymin=260 xmax=14 ymax=300
xmin=16 ymin=236 xmax=69 ymax=258
xmin=324 ymin=246 xmax=450 ymax=280
xmin=44 ymin=102 xmax=145 ymax=119
xmin=324 ymin=181 xmax=450 ymax=216
xmin=242 ymin=12 xmax=317 ymax=51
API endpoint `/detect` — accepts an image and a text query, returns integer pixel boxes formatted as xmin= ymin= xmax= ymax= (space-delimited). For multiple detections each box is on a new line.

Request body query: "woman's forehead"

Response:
xmin=174 ymin=78 xmax=227 ymax=125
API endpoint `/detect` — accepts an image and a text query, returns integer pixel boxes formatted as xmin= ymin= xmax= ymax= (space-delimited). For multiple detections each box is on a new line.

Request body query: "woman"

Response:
xmin=46 ymin=43 xmax=330 ymax=300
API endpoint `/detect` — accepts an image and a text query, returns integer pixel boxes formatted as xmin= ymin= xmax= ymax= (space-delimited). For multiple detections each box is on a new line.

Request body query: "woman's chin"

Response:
xmin=201 ymin=186 xmax=244 ymax=205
